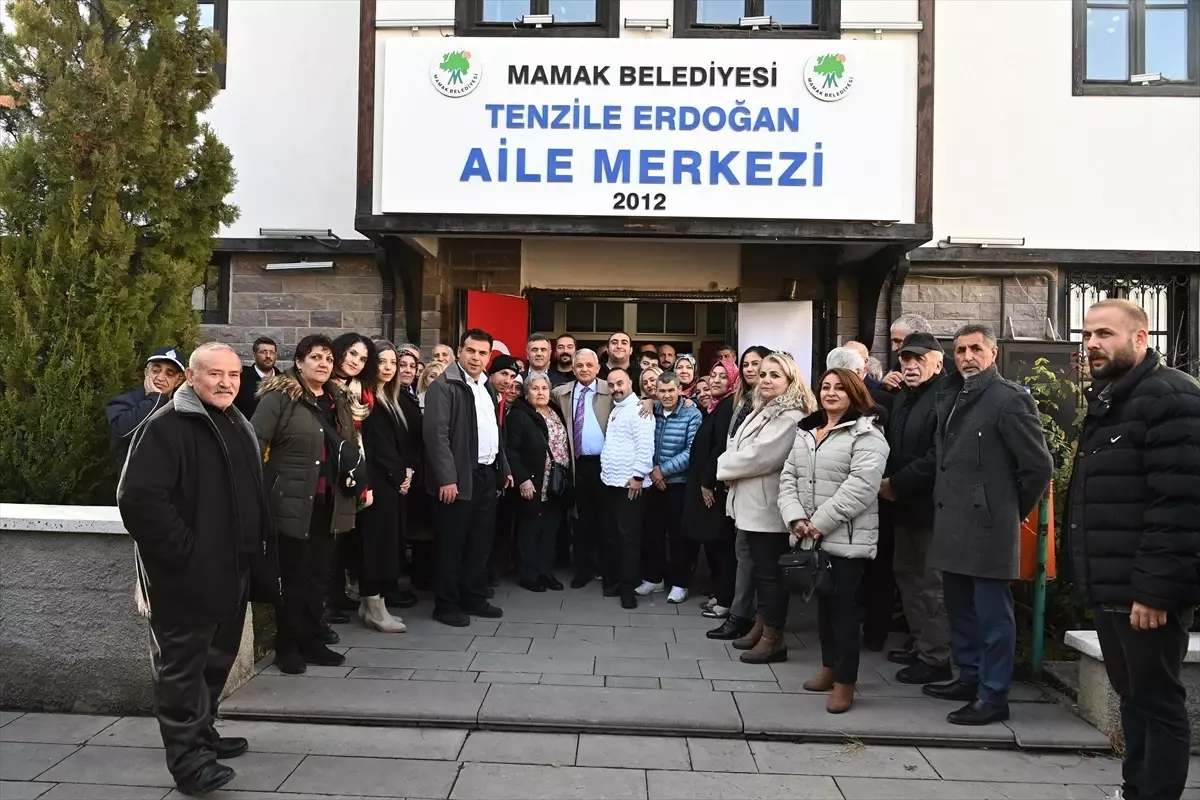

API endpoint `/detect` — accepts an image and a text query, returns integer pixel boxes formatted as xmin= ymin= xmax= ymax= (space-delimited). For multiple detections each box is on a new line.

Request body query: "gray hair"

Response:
xmin=891 ymin=312 xmax=933 ymax=335
xmin=657 ymin=371 xmax=681 ymax=387
xmin=865 ymin=356 xmax=884 ymax=381
xmin=574 ymin=348 xmax=599 ymax=365
xmin=189 ymin=342 xmax=238 ymax=369
xmin=398 ymin=342 xmax=421 ymax=358
xmin=953 ymin=323 xmax=998 ymax=347
xmin=524 ymin=374 xmax=551 ymax=395
xmin=826 ymin=346 xmax=866 ymax=373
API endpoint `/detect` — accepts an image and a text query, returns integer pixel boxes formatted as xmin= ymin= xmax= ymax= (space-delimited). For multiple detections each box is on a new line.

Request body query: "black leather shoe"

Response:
xmin=887 ymin=648 xmax=920 ymax=665
xmin=176 ymin=761 xmax=235 ymax=796
xmin=300 ymin=644 xmax=345 ymax=666
xmin=484 ymin=587 xmax=496 ymax=599
xmin=214 ymin=736 xmax=249 ymax=760
xmin=603 ymin=584 xmax=621 ymax=598
xmin=923 ymin=679 xmax=979 ymax=701
xmin=896 ymin=661 xmax=954 ymax=685
xmin=707 ymin=616 xmax=754 ymax=640
xmin=948 ymin=699 xmax=1010 ymax=726
xmin=386 ymin=590 xmax=420 ymax=609
xmin=316 ymin=627 xmax=340 ymax=645
xmin=434 ymin=608 xmax=471 ymax=627
xmin=329 ymin=593 xmax=359 ymax=612
xmin=464 ymin=601 xmax=503 ymax=619
xmin=519 ymin=578 xmax=547 ymax=593
xmin=620 ymin=590 xmax=637 ymax=609
xmin=541 ymin=575 xmax=564 ymax=591
xmin=571 ymin=575 xmax=591 ymax=589
xmin=274 ymin=651 xmax=306 ymax=675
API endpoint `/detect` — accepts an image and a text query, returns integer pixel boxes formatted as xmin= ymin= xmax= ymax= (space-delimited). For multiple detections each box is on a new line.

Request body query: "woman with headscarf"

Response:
xmin=672 ymin=354 xmax=699 ymax=399
xmin=676 ymin=358 xmax=742 ymax=619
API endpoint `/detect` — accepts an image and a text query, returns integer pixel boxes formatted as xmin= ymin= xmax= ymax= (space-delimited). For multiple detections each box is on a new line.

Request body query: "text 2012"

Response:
xmin=612 ymin=192 xmax=666 ymax=211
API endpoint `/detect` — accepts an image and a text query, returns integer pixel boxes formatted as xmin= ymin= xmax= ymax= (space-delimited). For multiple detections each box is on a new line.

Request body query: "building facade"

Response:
xmin=191 ymin=0 xmax=1198 ymax=375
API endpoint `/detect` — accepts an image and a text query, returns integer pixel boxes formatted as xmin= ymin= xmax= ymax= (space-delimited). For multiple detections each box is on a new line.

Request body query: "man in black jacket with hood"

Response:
xmin=118 ymin=343 xmax=278 ymax=797
xmin=1069 ymin=299 xmax=1200 ymax=800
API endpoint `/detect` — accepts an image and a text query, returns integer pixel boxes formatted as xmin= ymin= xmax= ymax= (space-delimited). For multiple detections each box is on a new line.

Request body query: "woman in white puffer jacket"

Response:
xmin=778 ymin=367 xmax=889 ymax=715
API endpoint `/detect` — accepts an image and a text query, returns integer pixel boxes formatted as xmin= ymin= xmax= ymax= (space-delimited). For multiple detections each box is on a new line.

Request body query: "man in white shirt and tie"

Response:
xmin=423 ymin=329 xmax=512 ymax=627
xmin=600 ymin=368 xmax=656 ymax=609
xmin=552 ymin=349 xmax=613 ymax=589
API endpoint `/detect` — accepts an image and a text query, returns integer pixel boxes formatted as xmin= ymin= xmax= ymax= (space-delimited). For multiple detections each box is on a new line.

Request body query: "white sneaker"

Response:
xmin=634 ymin=581 xmax=664 ymax=596
xmin=667 ymin=587 xmax=689 ymax=604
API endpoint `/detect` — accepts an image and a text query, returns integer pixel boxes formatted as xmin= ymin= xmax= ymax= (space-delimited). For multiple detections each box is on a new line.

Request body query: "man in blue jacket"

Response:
xmin=106 ymin=346 xmax=186 ymax=467
xmin=635 ymin=371 xmax=702 ymax=603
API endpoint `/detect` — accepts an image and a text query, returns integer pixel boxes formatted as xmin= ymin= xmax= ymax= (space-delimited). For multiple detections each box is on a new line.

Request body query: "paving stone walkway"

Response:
xmin=5 ymin=710 xmax=1195 ymax=799
xmin=221 ymin=582 xmax=1109 ymax=750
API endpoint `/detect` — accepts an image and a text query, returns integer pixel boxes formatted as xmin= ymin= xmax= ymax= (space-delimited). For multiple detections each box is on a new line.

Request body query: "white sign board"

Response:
xmin=738 ymin=302 xmax=815 ymax=383
xmin=379 ymin=38 xmax=910 ymax=222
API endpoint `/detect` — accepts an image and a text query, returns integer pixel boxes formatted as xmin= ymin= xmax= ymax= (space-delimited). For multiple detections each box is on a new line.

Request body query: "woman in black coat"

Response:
xmin=505 ymin=374 xmax=571 ymax=593
xmin=391 ymin=350 xmax=424 ymax=603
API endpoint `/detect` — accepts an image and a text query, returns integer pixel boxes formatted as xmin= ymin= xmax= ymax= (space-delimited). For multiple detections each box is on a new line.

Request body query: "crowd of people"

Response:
xmin=108 ymin=298 xmax=1200 ymax=800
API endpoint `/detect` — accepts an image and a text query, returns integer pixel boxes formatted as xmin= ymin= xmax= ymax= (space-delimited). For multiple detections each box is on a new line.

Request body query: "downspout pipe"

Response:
xmin=374 ymin=245 xmax=396 ymax=342
xmin=907 ymin=266 xmax=1059 ymax=336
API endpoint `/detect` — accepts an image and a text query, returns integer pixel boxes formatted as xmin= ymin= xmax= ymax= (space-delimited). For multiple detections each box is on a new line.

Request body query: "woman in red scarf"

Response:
xmin=676 ymin=358 xmax=742 ymax=618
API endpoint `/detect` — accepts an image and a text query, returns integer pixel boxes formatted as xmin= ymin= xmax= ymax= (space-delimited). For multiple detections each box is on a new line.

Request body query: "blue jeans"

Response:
xmin=943 ymin=571 xmax=1015 ymax=705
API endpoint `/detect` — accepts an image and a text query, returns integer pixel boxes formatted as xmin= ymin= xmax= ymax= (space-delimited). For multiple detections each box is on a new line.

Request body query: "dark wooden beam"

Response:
xmin=356 ymin=0 xmax=376 ymax=217
xmin=357 ymin=213 xmax=932 ymax=245
xmin=914 ymin=0 xmax=935 ymax=224
xmin=910 ymin=247 xmax=1200 ymax=267
xmin=212 ymin=237 xmax=379 ymax=255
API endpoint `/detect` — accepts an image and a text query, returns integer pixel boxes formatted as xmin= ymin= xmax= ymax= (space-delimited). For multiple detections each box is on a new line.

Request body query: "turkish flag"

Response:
xmin=465 ymin=290 xmax=529 ymax=362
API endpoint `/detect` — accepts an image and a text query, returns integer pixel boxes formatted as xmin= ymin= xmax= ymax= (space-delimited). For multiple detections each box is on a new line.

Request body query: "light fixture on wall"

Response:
xmin=624 ymin=17 xmax=669 ymax=30
xmin=739 ymin=15 xmax=772 ymax=28
xmin=521 ymin=13 xmax=554 ymax=27
xmin=939 ymin=236 xmax=1026 ymax=248
xmin=263 ymin=260 xmax=335 ymax=272
xmin=1130 ymin=72 xmax=1164 ymax=84
xmin=376 ymin=18 xmax=455 ymax=30
xmin=258 ymin=227 xmax=342 ymax=249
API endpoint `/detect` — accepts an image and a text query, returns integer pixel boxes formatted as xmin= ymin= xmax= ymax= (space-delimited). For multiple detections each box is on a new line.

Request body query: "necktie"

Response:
xmin=497 ymin=395 xmax=505 ymax=427
xmin=573 ymin=385 xmax=589 ymax=454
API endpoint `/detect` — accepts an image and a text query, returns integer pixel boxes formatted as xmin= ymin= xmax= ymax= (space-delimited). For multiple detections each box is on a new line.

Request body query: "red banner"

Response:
xmin=465 ymin=290 xmax=529 ymax=362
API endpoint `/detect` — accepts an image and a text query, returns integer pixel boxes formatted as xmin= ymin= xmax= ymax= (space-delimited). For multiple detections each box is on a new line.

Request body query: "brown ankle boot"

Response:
xmin=740 ymin=625 xmax=788 ymax=664
xmin=803 ymin=667 xmax=836 ymax=693
xmin=732 ymin=614 xmax=764 ymax=651
xmin=827 ymin=682 xmax=855 ymax=714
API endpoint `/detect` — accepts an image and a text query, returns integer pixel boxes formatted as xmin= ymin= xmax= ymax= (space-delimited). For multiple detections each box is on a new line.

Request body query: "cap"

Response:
xmin=147 ymin=346 xmax=186 ymax=372
xmin=898 ymin=332 xmax=943 ymax=356
xmin=488 ymin=354 xmax=520 ymax=377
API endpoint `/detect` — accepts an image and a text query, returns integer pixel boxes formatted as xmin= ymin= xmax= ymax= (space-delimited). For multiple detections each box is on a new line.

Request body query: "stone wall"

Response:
xmin=901 ymin=274 xmax=1051 ymax=339
xmin=836 ymin=275 xmax=892 ymax=359
xmin=418 ymin=239 xmax=523 ymax=352
xmin=201 ymin=253 xmax=383 ymax=359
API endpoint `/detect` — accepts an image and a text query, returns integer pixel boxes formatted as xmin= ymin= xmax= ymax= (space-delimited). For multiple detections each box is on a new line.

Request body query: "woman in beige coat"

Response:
xmin=716 ymin=352 xmax=813 ymax=665
xmin=778 ymin=367 xmax=889 ymax=713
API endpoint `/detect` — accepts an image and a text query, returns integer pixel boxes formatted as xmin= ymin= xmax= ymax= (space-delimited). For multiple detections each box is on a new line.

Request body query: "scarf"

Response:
xmin=707 ymin=358 xmax=741 ymax=414
xmin=675 ymin=354 xmax=699 ymax=398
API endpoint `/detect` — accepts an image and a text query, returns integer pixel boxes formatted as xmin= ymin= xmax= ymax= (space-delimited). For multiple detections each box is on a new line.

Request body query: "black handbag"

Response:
xmin=547 ymin=460 xmax=571 ymax=497
xmin=779 ymin=539 xmax=835 ymax=602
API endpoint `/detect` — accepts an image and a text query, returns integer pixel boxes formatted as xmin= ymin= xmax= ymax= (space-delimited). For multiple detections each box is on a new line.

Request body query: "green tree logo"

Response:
xmin=813 ymin=53 xmax=847 ymax=89
xmin=440 ymin=50 xmax=472 ymax=85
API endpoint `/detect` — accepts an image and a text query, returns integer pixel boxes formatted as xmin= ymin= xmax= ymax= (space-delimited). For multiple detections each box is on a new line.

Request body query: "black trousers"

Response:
xmin=604 ymin=486 xmax=646 ymax=591
xmin=818 ymin=556 xmax=867 ymax=684
xmin=860 ymin=510 xmax=897 ymax=641
xmin=434 ymin=462 xmax=498 ymax=613
xmin=1094 ymin=606 xmax=1194 ymax=800
xmin=517 ymin=495 xmax=564 ymax=582
xmin=641 ymin=484 xmax=686 ymax=584
xmin=671 ymin=537 xmax=736 ymax=606
xmin=276 ymin=501 xmax=335 ymax=656
xmin=572 ymin=456 xmax=604 ymax=580
xmin=745 ymin=531 xmax=791 ymax=628
xmin=148 ymin=569 xmax=248 ymax=782
xmin=330 ymin=528 xmax=359 ymax=600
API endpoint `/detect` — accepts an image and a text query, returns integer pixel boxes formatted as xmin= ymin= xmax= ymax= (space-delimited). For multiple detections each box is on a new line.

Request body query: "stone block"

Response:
xmin=478 ymin=684 xmax=742 ymax=734
xmin=666 ymin=642 xmax=732 ymax=661
xmin=342 ymin=649 xmax=476 ymax=670
xmin=712 ymin=680 xmax=780 ymax=692
xmin=1011 ymin=302 xmax=1049 ymax=320
xmin=40 ymin=783 xmax=168 ymax=799
xmin=686 ymin=738 xmax=757 ymax=772
xmin=469 ymin=637 xmax=533 ymax=654
xmin=595 ymin=657 xmax=701 ymax=679
xmin=279 ymin=754 xmax=459 ymax=799
xmin=258 ymin=664 xmax=350 ymax=678
xmin=606 ymin=676 xmax=660 ymax=689
xmin=411 ymin=670 xmax=480 ymax=682
xmin=648 ymin=771 xmax=843 ymax=799
xmin=1005 ymin=281 xmax=1049 ymax=304
xmin=577 ymin=733 xmax=689 ymax=770
xmin=343 ymin=310 xmax=383 ymax=329
xmin=554 ymin=625 xmax=615 ymax=642
xmin=346 ymin=667 xmax=414 ymax=680
xmin=698 ymin=661 xmax=775 ymax=681
xmin=0 ymin=711 xmax=24 ymax=728
xmin=615 ymin=627 xmax=676 ymax=643
xmin=919 ymin=285 xmax=962 ymax=303
xmin=264 ymin=311 xmax=310 ymax=328
xmin=310 ymin=310 xmax=344 ymax=328
xmin=451 ymin=763 xmax=646 ymax=800
xmin=0 ymin=714 xmax=118 ymax=745
xmin=932 ymin=319 xmax=968 ymax=336
xmin=278 ymin=275 xmax=318 ymax=293
xmin=0 ymin=742 xmax=80 ymax=780
xmin=1003 ymin=700 xmax=1113 ymax=750
xmin=231 ymin=275 xmax=283 ymax=293
xmin=962 ymin=284 xmax=1002 ymax=303
xmin=291 ymin=293 xmax=329 ymax=311
xmin=901 ymin=283 xmax=922 ymax=302
xmin=332 ymin=630 xmax=473 ymax=651
xmin=460 ymin=731 xmax=578 ymax=766
xmin=539 ymin=673 xmax=606 ymax=687
xmin=477 ymin=672 xmax=541 ymax=684
xmin=834 ymin=778 xmax=1109 ymax=799
xmin=530 ymin=640 xmax=668 ymax=659
xmin=401 ymin=618 xmax=500 ymax=636
xmin=469 ymin=653 xmax=594 ymax=675
xmin=39 ymin=745 xmax=302 ymax=792
xmin=227 ymin=310 xmax=267 ymax=327
xmin=660 ymin=679 xmax=712 ymax=691
xmin=898 ymin=301 xmax=936 ymax=319
xmin=497 ymin=622 xmax=558 ymax=639
xmin=629 ymin=613 xmax=717 ymax=630
xmin=751 ymin=742 xmax=937 ymax=779
xmin=255 ymin=293 xmax=295 ymax=310
xmin=920 ymin=747 xmax=1120 ymax=784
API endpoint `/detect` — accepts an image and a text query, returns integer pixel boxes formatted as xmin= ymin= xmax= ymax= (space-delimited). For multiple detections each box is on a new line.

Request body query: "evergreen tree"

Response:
xmin=0 ymin=0 xmax=237 ymax=503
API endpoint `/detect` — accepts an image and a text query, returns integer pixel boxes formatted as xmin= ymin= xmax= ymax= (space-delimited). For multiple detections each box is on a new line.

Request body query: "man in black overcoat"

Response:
xmin=118 ymin=343 xmax=278 ymax=796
